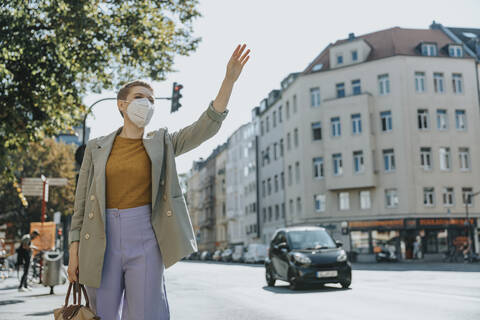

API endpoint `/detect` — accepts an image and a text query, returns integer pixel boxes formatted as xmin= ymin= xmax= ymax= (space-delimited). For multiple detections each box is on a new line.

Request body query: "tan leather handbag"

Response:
xmin=54 ymin=281 xmax=100 ymax=320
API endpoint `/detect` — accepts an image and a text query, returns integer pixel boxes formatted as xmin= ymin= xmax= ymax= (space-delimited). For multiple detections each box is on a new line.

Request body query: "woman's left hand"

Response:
xmin=225 ymin=43 xmax=250 ymax=83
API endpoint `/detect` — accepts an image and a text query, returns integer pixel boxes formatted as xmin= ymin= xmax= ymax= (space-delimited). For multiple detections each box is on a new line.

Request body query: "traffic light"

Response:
xmin=171 ymin=82 xmax=183 ymax=113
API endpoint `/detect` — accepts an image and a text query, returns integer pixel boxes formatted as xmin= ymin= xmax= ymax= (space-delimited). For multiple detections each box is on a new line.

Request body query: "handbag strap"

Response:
xmin=64 ymin=281 xmax=90 ymax=308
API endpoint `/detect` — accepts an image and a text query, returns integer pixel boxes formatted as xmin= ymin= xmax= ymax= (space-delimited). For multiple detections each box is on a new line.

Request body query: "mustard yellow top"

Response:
xmin=105 ymin=134 xmax=152 ymax=209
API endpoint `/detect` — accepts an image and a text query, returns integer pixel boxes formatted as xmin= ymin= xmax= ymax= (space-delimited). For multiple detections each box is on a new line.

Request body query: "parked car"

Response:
xmin=264 ymin=226 xmax=352 ymax=290
xmin=200 ymin=250 xmax=212 ymax=261
xmin=221 ymin=248 xmax=233 ymax=262
xmin=212 ymin=249 xmax=223 ymax=261
xmin=232 ymin=245 xmax=245 ymax=262
xmin=244 ymin=243 xmax=268 ymax=263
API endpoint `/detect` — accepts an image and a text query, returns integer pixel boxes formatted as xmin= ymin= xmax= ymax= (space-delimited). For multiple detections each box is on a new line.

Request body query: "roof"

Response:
xmin=303 ymin=26 xmax=460 ymax=74
xmin=445 ymin=27 xmax=480 ymax=57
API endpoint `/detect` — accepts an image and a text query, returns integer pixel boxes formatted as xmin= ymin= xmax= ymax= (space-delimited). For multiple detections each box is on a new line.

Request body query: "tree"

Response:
xmin=0 ymin=0 xmax=202 ymax=182
xmin=0 ymin=138 xmax=77 ymax=238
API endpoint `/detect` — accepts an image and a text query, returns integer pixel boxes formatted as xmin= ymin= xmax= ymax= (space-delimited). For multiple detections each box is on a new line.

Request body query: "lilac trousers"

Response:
xmin=85 ymin=203 xmax=170 ymax=320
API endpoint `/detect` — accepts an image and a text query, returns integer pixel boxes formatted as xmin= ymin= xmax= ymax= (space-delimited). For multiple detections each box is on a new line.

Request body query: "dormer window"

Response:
xmin=449 ymin=45 xmax=463 ymax=57
xmin=337 ymin=55 xmax=343 ymax=65
xmin=421 ymin=43 xmax=437 ymax=56
xmin=351 ymin=50 xmax=358 ymax=61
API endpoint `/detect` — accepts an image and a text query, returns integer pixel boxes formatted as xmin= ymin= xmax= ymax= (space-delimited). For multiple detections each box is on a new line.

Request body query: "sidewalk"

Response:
xmin=0 ymin=271 xmax=70 ymax=320
xmin=352 ymin=261 xmax=480 ymax=272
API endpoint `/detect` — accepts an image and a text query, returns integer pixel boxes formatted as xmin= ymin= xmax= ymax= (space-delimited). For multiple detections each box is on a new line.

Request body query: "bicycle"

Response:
xmin=443 ymin=246 xmax=462 ymax=262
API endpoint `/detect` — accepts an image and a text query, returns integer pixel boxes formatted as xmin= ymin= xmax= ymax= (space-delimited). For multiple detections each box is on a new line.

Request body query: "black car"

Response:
xmin=264 ymin=226 xmax=352 ymax=290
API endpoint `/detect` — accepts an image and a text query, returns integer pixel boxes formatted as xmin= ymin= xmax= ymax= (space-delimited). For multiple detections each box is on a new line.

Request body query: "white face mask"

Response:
xmin=124 ymin=98 xmax=154 ymax=128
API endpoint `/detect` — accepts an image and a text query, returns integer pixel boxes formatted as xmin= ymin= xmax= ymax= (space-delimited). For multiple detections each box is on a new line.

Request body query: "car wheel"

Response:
xmin=340 ymin=273 xmax=352 ymax=289
xmin=265 ymin=266 xmax=276 ymax=287
xmin=288 ymin=269 xmax=301 ymax=290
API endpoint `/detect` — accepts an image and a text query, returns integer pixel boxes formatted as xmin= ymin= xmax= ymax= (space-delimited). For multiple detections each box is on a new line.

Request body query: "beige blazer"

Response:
xmin=68 ymin=100 xmax=228 ymax=288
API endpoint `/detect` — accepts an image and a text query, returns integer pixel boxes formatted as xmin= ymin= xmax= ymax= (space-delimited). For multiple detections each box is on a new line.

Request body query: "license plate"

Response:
xmin=316 ymin=270 xmax=338 ymax=278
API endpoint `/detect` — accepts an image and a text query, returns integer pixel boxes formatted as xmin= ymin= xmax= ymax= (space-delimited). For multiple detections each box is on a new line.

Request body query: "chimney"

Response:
xmin=348 ymin=33 xmax=355 ymax=41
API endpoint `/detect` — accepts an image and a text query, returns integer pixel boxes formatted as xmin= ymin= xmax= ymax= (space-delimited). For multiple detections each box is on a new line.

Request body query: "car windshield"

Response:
xmin=287 ymin=229 xmax=337 ymax=250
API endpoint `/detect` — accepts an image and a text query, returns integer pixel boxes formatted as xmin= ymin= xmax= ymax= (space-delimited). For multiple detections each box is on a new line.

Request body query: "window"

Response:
xmin=282 ymin=203 xmax=285 ymax=218
xmin=265 ymin=146 xmax=270 ymax=164
xmin=459 ymin=147 xmax=470 ymax=171
xmin=421 ymin=43 xmax=437 ymax=56
xmin=289 ymin=199 xmax=294 ymax=216
xmin=383 ymin=149 xmax=395 ymax=172
xmin=294 ymin=128 xmax=298 ymax=147
xmin=272 ymin=111 xmax=276 ymax=128
xmin=267 ymin=178 xmax=271 ymax=195
xmin=417 ymin=109 xmax=429 ymax=130
xmin=293 ymin=95 xmax=297 ymax=113
xmin=452 ymin=74 xmax=463 ymax=94
xmin=385 ymin=189 xmax=399 ymax=208
xmin=275 ymin=205 xmax=279 ymax=220
xmin=286 ymin=101 xmax=290 ymax=119
xmin=278 ymin=106 xmax=283 ymax=122
xmin=331 ymin=117 xmax=341 ymax=137
xmin=311 ymin=122 xmax=322 ymax=140
xmin=281 ymin=172 xmax=284 ymax=189
xmin=337 ymin=55 xmax=343 ymax=64
xmin=339 ymin=192 xmax=350 ymax=210
xmin=449 ymin=45 xmax=463 ymax=57
xmin=433 ymin=73 xmax=444 ymax=93
xmin=260 ymin=120 xmax=264 ymax=136
xmin=455 ymin=110 xmax=466 ymax=130
xmin=352 ymin=50 xmax=358 ymax=61
xmin=262 ymin=180 xmax=266 ymax=197
xmin=332 ymin=153 xmax=343 ymax=175
xmin=462 ymin=187 xmax=473 ymax=207
xmin=266 ymin=116 xmax=269 ymax=132
xmin=314 ymin=194 xmax=326 ymax=212
xmin=351 ymin=79 xmax=361 ymax=95
xmin=353 ymin=150 xmax=364 ymax=173
xmin=273 ymin=142 xmax=277 ymax=160
xmin=378 ymin=74 xmax=390 ymax=95
xmin=436 ymin=109 xmax=448 ymax=130
xmin=280 ymin=139 xmax=284 ymax=156
xmin=263 ymin=208 xmax=266 ymax=222
xmin=423 ymin=187 xmax=435 ymax=206
xmin=295 ymin=161 xmax=300 ymax=184
xmin=310 ymin=87 xmax=321 ymax=107
xmin=442 ymin=187 xmax=454 ymax=206
xmin=313 ymin=157 xmax=324 ymax=179
xmin=360 ymin=191 xmax=371 ymax=209
xmin=296 ymin=197 xmax=302 ymax=215
xmin=415 ymin=72 xmax=426 ymax=93
xmin=351 ymin=113 xmax=362 ymax=134
xmin=288 ymin=165 xmax=292 ymax=186
xmin=439 ymin=147 xmax=451 ymax=171
xmin=380 ymin=111 xmax=392 ymax=132
xmin=268 ymin=206 xmax=272 ymax=221
xmin=336 ymin=83 xmax=345 ymax=98
xmin=420 ymin=147 xmax=432 ymax=170
xmin=287 ymin=132 xmax=291 ymax=150
xmin=274 ymin=175 xmax=278 ymax=192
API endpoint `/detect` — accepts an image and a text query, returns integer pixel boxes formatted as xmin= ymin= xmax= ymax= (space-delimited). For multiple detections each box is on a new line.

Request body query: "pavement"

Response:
xmin=0 ymin=261 xmax=478 ymax=319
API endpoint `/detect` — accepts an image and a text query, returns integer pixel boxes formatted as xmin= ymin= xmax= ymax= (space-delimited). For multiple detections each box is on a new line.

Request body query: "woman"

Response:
xmin=67 ymin=44 xmax=250 ymax=319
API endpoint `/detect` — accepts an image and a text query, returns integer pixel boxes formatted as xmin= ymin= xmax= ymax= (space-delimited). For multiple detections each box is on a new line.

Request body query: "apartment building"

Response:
xmin=225 ymin=123 xmax=258 ymax=247
xmin=279 ymin=27 xmax=480 ymax=261
xmin=214 ymin=143 xmax=228 ymax=249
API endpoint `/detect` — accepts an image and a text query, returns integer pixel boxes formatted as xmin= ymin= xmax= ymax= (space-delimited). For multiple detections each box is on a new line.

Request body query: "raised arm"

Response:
xmin=170 ymin=43 xmax=251 ymax=157
xmin=68 ymin=140 xmax=93 ymax=248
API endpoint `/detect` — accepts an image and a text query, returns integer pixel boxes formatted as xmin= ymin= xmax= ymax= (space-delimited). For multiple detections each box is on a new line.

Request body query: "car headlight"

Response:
xmin=337 ymin=249 xmax=347 ymax=262
xmin=292 ymin=252 xmax=311 ymax=265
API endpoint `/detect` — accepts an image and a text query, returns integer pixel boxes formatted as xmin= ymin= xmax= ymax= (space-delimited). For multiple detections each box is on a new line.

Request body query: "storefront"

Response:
xmin=347 ymin=217 xmax=476 ymax=262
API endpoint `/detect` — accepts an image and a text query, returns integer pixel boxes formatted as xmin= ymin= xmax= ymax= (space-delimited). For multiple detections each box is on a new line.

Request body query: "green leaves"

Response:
xmin=0 ymin=0 xmax=202 ymax=182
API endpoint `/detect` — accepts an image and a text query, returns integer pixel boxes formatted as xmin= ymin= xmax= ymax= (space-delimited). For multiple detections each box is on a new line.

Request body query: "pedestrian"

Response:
xmin=67 ymin=44 xmax=250 ymax=319
xmin=17 ymin=229 xmax=40 ymax=291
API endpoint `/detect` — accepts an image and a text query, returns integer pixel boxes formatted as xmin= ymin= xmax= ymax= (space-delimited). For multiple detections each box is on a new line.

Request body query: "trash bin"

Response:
xmin=42 ymin=250 xmax=66 ymax=294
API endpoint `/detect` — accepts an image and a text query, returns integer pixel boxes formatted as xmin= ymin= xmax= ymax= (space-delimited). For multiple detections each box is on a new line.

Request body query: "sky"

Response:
xmin=82 ymin=0 xmax=480 ymax=176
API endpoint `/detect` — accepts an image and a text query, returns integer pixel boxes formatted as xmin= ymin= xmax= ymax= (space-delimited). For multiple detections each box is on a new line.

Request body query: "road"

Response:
xmin=0 ymin=261 xmax=479 ymax=319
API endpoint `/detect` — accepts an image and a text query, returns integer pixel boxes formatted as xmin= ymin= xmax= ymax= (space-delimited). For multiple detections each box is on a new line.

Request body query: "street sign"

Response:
xmin=21 ymin=177 xmax=68 ymax=196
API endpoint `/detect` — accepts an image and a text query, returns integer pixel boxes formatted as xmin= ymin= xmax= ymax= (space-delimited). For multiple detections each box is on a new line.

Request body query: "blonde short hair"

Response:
xmin=116 ymin=80 xmax=154 ymax=118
